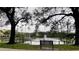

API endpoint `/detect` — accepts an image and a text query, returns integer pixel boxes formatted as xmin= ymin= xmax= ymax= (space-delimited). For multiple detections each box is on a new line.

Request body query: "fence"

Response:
xmin=0 ymin=23 xmax=75 ymax=45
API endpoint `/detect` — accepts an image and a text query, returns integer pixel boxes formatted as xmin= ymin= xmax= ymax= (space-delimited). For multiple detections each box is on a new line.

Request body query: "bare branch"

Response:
xmin=50 ymin=16 xmax=66 ymax=31
xmin=15 ymin=18 xmax=25 ymax=26
xmin=41 ymin=13 xmax=73 ymax=23
xmin=35 ymin=13 xmax=72 ymax=32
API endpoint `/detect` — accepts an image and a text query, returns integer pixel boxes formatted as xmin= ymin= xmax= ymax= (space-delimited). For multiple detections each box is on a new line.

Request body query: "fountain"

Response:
xmin=44 ymin=34 xmax=47 ymax=40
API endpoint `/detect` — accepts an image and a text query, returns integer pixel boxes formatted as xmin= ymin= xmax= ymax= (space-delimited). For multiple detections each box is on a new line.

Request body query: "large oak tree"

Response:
xmin=39 ymin=7 xmax=79 ymax=45
xmin=0 ymin=7 xmax=31 ymax=44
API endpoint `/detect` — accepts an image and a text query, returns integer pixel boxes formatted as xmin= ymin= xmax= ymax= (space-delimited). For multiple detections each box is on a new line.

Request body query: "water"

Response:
xmin=24 ymin=38 xmax=64 ymax=45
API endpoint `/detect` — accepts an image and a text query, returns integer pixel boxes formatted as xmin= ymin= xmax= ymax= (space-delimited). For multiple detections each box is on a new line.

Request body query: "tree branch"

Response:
xmin=15 ymin=18 xmax=25 ymax=26
xmin=50 ymin=16 xmax=66 ymax=31
xmin=0 ymin=7 xmax=11 ymax=13
xmin=35 ymin=13 xmax=72 ymax=31
xmin=41 ymin=13 xmax=73 ymax=23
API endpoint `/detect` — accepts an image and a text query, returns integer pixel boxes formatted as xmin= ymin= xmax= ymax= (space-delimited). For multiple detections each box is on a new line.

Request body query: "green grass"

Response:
xmin=0 ymin=43 xmax=40 ymax=50
xmin=0 ymin=43 xmax=79 ymax=50
xmin=54 ymin=45 xmax=79 ymax=51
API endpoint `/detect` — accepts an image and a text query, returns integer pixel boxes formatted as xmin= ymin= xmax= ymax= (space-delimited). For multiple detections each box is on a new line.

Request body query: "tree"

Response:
xmin=33 ymin=7 xmax=53 ymax=36
xmin=37 ymin=7 xmax=79 ymax=45
xmin=0 ymin=7 xmax=79 ymax=46
xmin=70 ymin=8 xmax=79 ymax=45
xmin=0 ymin=7 xmax=31 ymax=44
xmin=34 ymin=7 xmax=73 ymax=43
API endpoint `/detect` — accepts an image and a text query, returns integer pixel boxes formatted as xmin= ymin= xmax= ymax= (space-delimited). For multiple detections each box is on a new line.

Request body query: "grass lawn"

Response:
xmin=0 ymin=43 xmax=79 ymax=50
xmin=0 ymin=43 xmax=40 ymax=50
xmin=54 ymin=45 xmax=79 ymax=51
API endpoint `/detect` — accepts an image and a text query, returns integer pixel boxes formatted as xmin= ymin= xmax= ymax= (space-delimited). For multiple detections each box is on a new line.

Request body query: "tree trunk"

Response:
xmin=73 ymin=8 xmax=79 ymax=45
xmin=74 ymin=17 xmax=79 ymax=45
xmin=6 ymin=8 xmax=16 ymax=44
xmin=8 ymin=25 xmax=16 ymax=44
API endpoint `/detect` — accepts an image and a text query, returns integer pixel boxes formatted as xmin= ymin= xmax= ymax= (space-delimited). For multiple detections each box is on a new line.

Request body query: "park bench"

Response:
xmin=40 ymin=40 xmax=54 ymax=50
